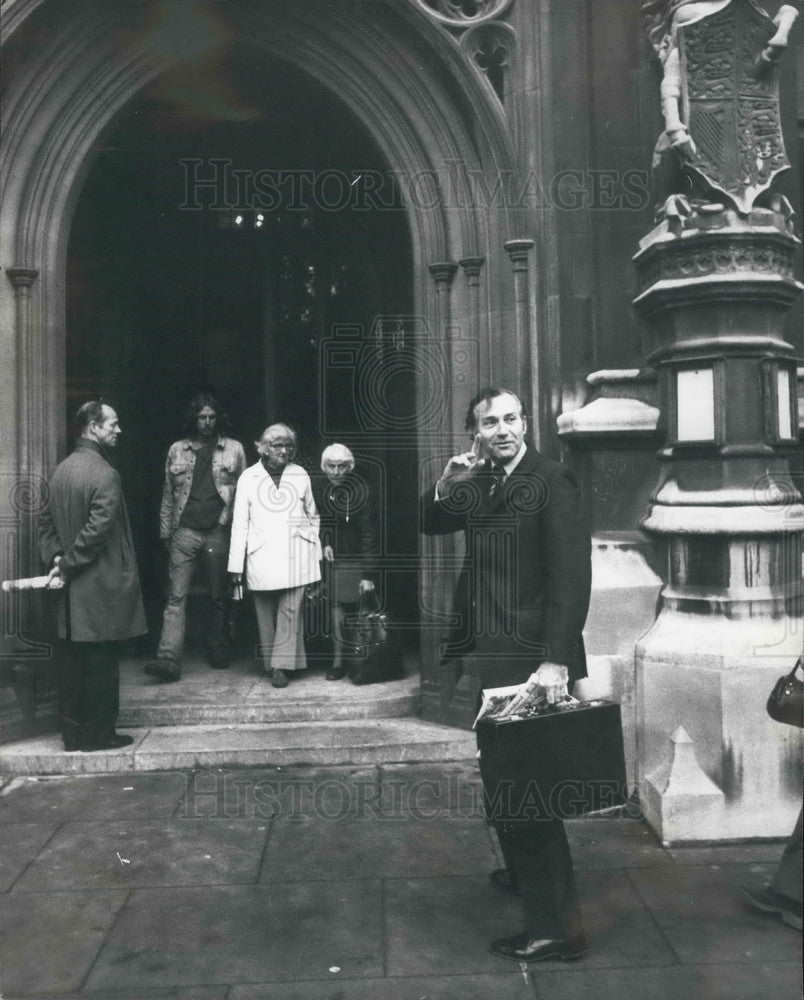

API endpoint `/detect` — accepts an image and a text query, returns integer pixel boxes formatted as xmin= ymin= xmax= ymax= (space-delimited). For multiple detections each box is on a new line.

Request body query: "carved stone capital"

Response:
xmin=6 ymin=268 xmax=39 ymax=292
xmin=503 ymin=237 xmax=534 ymax=270
xmin=458 ymin=256 xmax=484 ymax=282
xmin=428 ymin=261 xmax=459 ymax=287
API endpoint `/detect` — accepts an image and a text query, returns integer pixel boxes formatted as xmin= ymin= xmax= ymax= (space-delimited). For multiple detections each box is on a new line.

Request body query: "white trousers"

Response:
xmin=252 ymin=587 xmax=306 ymax=673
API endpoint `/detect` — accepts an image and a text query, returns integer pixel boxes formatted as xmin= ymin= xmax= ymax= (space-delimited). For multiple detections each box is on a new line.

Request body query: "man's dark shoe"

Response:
xmin=326 ymin=667 xmax=345 ymax=681
xmin=490 ymin=934 xmax=586 ymax=964
xmin=490 ymin=867 xmax=521 ymax=897
xmin=742 ymin=885 xmax=802 ymax=931
xmin=80 ymin=734 xmax=135 ymax=752
xmin=144 ymin=659 xmax=181 ymax=682
xmin=270 ymin=669 xmax=288 ymax=688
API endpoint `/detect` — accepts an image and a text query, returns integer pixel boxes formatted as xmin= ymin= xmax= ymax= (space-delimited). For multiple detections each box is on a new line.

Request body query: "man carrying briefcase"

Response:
xmin=421 ymin=387 xmax=592 ymax=964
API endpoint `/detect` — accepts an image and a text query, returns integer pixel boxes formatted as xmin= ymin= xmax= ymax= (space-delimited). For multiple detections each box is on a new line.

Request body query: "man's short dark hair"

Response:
xmin=465 ymin=387 xmax=527 ymax=432
xmin=183 ymin=393 xmax=230 ymax=435
xmin=74 ymin=400 xmax=108 ymax=432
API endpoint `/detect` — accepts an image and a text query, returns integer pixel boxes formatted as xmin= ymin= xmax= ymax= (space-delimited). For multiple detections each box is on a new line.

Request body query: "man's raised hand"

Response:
xmin=437 ymin=434 xmax=484 ymax=497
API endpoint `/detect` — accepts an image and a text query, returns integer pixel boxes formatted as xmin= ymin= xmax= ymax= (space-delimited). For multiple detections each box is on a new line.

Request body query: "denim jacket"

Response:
xmin=159 ymin=436 xmax=247 ymax=539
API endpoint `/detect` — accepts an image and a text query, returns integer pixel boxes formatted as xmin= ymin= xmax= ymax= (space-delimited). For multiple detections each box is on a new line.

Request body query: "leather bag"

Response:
xmin=767 ymin=658 xmax=804 ymax=728
xmin=476 ymin=699 xmax=628 ymax=824
xmin=344 ymin=594 xmax=403 ymax=685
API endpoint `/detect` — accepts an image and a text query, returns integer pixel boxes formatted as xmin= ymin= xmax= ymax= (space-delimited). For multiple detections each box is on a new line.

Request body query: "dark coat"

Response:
xmin=38 ymin=439 xmax=147 ymax=642
xmin=420 ymin=446 xmax=591 ymax=688
xmin=312 ymin=471 xmax=379 ymax=605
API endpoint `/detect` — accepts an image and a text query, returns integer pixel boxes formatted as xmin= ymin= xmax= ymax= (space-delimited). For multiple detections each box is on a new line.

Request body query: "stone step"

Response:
xmin=0 ymin=719 xmax=477 ymax=776
xmin=117 ymin=654 xmax=419 ymax=727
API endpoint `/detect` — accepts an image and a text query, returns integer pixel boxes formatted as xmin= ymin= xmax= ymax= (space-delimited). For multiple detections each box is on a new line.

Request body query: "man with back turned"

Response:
xmin=421 ymin=386 xmax=592 ymax=964
xmin=39 ymin=400 xmax=147 ymax=752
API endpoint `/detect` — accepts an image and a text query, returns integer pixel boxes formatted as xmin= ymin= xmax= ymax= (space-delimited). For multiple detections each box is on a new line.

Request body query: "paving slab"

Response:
xmin=566 ymin=817 xmax=673 ymax=870
xmin=0 ymin=820 xmax=60 ymax=891
xmin=84 ymin=882 xmax=384 ymax=990
xmin=533 ymin=961 xmax=802 ymax=1000
xmin=0 ymin=772 xmax=189 ymax=822
xmin=378 ymin=760 xmax=485 ymax=817
xmin=627 ymin=863 xmax=804 ymax=965
xmin=384 ymin=874 xmax=524 ymax=977
xmin=260 ymin=813 xmax=498 ymax=881
xmin=12 ymin=818 xmax=269 ymax=891
xmin=0 ymin=888 xmax=128 ymax=996
xmin=577 ymin=870 xmax=679 ymax=968
xmin=228 ymin=972 xmax=535 ymax=999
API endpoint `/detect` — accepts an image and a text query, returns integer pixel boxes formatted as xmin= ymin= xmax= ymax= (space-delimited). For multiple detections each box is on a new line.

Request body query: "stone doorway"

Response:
xmin=2 ymin=0 xmax=519 ymax=744
xmin=66 ymin=56 xmax=419 ymax=664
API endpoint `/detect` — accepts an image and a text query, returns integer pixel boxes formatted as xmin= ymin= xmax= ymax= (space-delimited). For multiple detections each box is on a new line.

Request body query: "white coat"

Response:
xmin=227 ymin=461 xmax=321 ymax=591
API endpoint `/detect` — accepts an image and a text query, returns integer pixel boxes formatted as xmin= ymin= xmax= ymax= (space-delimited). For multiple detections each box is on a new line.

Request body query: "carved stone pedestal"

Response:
xmin=633 ymin=208 xmax=804 ymax=842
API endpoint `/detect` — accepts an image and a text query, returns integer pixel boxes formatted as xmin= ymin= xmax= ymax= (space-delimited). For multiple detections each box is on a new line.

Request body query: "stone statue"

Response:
xmin=642 ymin=0 xmax=800 ymax=218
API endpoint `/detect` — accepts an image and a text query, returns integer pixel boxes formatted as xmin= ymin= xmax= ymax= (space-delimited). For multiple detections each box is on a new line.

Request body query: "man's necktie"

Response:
xmin=488 ymin=464 xmax=506 ymax=499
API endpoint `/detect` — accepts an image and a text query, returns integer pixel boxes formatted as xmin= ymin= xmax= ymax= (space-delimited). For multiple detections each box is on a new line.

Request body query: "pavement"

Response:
xmin=0 ymin=760 xmax=801 ymax=1000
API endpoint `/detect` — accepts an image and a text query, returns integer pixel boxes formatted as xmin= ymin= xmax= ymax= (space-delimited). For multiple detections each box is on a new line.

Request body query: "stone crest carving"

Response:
xmin=681 ymin=0 xmax=789 ymax=212
xmin=643 ymin=0 xmax=799 ymax=216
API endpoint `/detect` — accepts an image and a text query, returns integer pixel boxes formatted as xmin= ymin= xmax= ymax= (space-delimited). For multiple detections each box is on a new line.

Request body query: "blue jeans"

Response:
xmin=157 ymin=525 xmax=229 ymax=662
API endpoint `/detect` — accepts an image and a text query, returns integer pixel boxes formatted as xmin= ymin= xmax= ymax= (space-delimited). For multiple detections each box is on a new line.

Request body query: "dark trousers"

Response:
xmin=473 ymin=676 xmax=583 ymax=944
xmin=772 ymin=808 xmax=803 ymax=906
xmin=60 ymin=640 xmax=123 ymax=749
xmin=496 ymin=820 xmax=584 ymax=941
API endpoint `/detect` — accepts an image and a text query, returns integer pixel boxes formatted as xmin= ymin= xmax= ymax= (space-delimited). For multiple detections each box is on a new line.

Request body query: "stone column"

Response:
xmin=6 ymin=268 xmax=40 ymax=480
xmin=428 ymin=261 xmax=460 ymax=430
xmin=633 ymin=207 xmax=804 ymax=842
xmin=503 ymin=238 xmax=539 ymax=444
xmin=458 ymin=256 xmax=484 ymax=343
xmin=3 ymin=268 xmax=50 ymax=658
xmin=420 ymin=262 xmax=461 ymax=722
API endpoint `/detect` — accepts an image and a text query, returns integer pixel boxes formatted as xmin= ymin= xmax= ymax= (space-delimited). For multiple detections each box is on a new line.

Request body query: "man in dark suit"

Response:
xmin=39 ymin=400 xmax=147 ymax=752
xmin=421 ymin=386 xmax=592 ymax=964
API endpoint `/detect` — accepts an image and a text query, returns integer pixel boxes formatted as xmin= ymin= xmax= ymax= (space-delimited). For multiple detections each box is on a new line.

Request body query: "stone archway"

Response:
xmin=0 ymin=0 xmax=523 ymax=726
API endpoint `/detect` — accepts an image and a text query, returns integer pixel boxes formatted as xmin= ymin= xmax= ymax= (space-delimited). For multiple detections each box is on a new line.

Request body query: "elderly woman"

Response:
xmin=228 ymin=423 xmax=321 ymax=688
xmin=313 ymin=444 xmax=379 ymax=681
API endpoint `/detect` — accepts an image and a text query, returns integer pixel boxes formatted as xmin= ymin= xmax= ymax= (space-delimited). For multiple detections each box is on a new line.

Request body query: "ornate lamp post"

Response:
xmin=634 ymin=0 xmax=803 ymax=842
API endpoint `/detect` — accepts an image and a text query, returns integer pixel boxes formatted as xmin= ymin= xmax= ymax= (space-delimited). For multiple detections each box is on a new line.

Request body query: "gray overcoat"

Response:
xmin=38 ymin=439 xmax=147 ymax=642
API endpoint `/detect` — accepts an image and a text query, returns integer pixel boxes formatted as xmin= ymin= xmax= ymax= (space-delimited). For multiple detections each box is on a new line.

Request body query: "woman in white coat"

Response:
xmin=228 ymin=423 xmax=321 ymax=687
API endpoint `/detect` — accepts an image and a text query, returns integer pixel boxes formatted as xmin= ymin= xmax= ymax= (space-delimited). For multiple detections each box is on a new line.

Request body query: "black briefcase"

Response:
xmin=476 ymin=700 xmax=628 ymax=824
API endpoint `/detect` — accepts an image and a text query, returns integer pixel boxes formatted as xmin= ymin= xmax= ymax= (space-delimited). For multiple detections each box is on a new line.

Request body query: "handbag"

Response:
xmin=344 ymin=593 xmax=403 ymax=685
xmin=767 ymin=658 xmax=804 ymax=728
